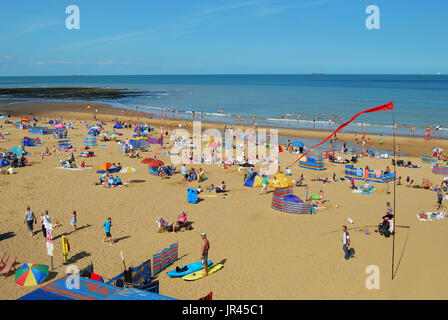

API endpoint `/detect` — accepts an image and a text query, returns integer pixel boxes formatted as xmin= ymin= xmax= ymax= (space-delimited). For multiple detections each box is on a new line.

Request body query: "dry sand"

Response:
xmin=0 ymin=101 xmax=447 ymax=300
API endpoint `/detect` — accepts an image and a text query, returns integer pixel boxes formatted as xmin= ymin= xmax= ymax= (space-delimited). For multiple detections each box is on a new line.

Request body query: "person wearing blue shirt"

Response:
xmin=115 ymin=176 xmax=122 ymax=185
xmin=100 ymin=217 xmax=113 ymax=246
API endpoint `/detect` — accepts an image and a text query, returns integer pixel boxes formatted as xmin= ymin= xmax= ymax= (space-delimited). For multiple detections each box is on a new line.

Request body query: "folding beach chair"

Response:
xmin=199 ymin=291 xmax=213 ymax=300
xmin=0 ymin=256 xmax=16 ymax=277
xmin=0 ymin=250 xmax=5 ymax=266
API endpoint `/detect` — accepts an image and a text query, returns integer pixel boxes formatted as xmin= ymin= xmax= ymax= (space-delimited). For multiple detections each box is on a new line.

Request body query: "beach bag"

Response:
xmin=349 ymin=248 xmax=355 ymax=257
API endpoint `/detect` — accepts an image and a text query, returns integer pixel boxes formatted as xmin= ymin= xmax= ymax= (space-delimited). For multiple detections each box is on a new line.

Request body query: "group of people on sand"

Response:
xmin=182 ymin=165 xmax=208 ymax=182
xmin=157 ymin=164 xmax=176 ymax=178
xmin=24 ymin=206 xmax=77 ymax=238
xmin=98 ymin=173 xmax=124 ymax=187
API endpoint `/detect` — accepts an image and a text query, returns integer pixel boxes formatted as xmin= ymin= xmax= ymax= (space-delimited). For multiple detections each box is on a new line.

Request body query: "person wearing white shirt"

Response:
xmin=342 ymin=225 xmax=351 ymax=260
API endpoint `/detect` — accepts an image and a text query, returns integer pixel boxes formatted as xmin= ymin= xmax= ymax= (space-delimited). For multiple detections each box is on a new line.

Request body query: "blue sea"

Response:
xmin=0 ymin=74 xmax=447 ymax=137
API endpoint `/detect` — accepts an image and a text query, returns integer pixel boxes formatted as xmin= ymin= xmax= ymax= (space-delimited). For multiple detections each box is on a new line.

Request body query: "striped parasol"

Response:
xmin=14 ymin=263 xmax=49 ymax=286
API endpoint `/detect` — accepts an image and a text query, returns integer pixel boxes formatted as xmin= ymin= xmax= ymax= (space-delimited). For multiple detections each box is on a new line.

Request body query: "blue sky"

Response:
xmin=0 ymin=0 xmax=446 ymax=75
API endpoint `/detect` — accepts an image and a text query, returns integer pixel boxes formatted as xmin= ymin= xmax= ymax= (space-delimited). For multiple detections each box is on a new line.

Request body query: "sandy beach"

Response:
xmin=1 ymin=101 xmax=448 ymax=300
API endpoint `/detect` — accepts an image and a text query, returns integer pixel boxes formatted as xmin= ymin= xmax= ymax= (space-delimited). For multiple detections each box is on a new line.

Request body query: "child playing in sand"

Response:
xmin=100 ymin=217 xmax=113 ymax=246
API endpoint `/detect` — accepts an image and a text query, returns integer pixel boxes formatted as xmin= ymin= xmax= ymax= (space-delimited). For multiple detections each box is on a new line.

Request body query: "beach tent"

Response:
xmin=292 ymin=141 xmax=304 ymax=148
xmin=88 ymin=128 xmax=100 ymax=136
xmin=268 ymin=173 xmax=294 ymax=188
xmin=243 ymin=171 xmax=263 ymax=187
xmin=10 ymin=146 xmax=23 ymax=157
xmin=21 ymin=137 xmax=39 ymax=147
xmin=96 ymin=162 xmax=112 ymax=173
xmin=271 ymin=186 xmax=312 ymax=214
xmin=113 ymin=122 xmax=124 ymax=129
xmin=129 ymin=138 xmax=150 ymax=149
xmin=0 ymin=158 xmax=11 ymax=168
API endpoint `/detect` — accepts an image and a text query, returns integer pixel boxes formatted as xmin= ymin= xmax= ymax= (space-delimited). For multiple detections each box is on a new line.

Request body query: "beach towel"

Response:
xmin=55 ymin=167 xmax=91 ymax=171
xmin=416 ymin=213 xmax=432 ymax=221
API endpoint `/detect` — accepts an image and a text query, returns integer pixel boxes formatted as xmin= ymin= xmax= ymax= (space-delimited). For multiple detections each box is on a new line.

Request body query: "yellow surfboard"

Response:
xmin=182 ymin=264 xmax=224 ymax=281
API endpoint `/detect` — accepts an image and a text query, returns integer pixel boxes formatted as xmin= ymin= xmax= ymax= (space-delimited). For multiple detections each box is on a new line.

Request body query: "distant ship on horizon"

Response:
xmin=312 ymin=72 xmax=325 ymax=75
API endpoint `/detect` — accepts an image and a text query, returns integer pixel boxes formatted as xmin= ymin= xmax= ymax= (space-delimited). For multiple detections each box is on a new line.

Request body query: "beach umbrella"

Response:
xmin=14 ymin=263 xmax=49 ymax=286
xmin=120 ymin=167 xmax=136 ymax=174
xmin=141 ymin=158 xmax=164 ymax=167
xmin=432 ymin=147 xmax=443 ymax=152
xmin=292 ymin=141 xmax=304 ymax=148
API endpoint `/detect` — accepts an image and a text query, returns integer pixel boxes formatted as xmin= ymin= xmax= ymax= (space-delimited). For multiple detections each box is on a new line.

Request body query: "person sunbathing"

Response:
xmin=157 ymin=217 xmax=177 ymax=233
xmin=208 ymin=184 xmax=215 ymax=192
xmin=362 ymin=181 xmax=371 ymax=191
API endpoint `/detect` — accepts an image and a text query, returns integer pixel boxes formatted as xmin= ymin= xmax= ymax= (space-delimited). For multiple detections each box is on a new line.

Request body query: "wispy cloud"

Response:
xmin=60 ymin=28 xmax=157 ymax=49
xmin=254 ymin=0 xmax=330 ymax=17
xmin=198 ymin=1 xmax=260 ymax=16
xmin=25 ymin=20 xmax=62 ymax=33
xmin=21 ymin=59 xmax=131 ymax=66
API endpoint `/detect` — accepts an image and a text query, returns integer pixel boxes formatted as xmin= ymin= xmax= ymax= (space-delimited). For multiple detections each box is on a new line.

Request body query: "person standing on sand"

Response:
xmin=437 ymin=189 xmax=443 ymax=210
xmin=342 ymin=225 xmax=352 ymax=260
xmin=24 ymin=206 xmax=36 ymax=237
xmin=100 ymin=217 xmax=113 ymax=246
xmin=201 ymin=233 xmax=210 ymax=276
xmin=70 ymin=210 xmax=77 ymax=231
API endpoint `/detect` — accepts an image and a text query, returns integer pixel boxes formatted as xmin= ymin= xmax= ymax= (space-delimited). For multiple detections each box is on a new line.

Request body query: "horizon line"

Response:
xmin=0 ymin=73 xmax=445 ymax=77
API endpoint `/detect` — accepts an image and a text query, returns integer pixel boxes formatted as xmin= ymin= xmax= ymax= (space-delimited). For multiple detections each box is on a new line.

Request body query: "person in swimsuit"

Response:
xmin=201 ymin=233 xmax=210 ymax=276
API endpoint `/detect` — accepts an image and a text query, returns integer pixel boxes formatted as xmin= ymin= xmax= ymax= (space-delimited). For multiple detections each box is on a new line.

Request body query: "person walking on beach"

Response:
xmin=201 ymin=233 xmax=210 ymax=276
xmin=70 ymin=210 xmax=77 ymax=231
xmin=40 ymin=210 xmax=51 ymax=241
xmin=24 ymin=206 xmax=36 ymax=237
xmin=342 ymin=225 xmax=352 ymax=260
xmin=437 ymin=189 xmax=443 ymax=210
xmin=386 ymin=202 xmax=393 ymax=215
xmin=100 ymin=217 xmax=113 ymax=246
xmin=425 ymin=127 xmax=431 ymax=141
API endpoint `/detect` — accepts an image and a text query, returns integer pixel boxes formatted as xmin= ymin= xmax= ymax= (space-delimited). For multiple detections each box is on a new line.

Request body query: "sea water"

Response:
xmin=0 ymin=74 xmax=447 ymax=137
